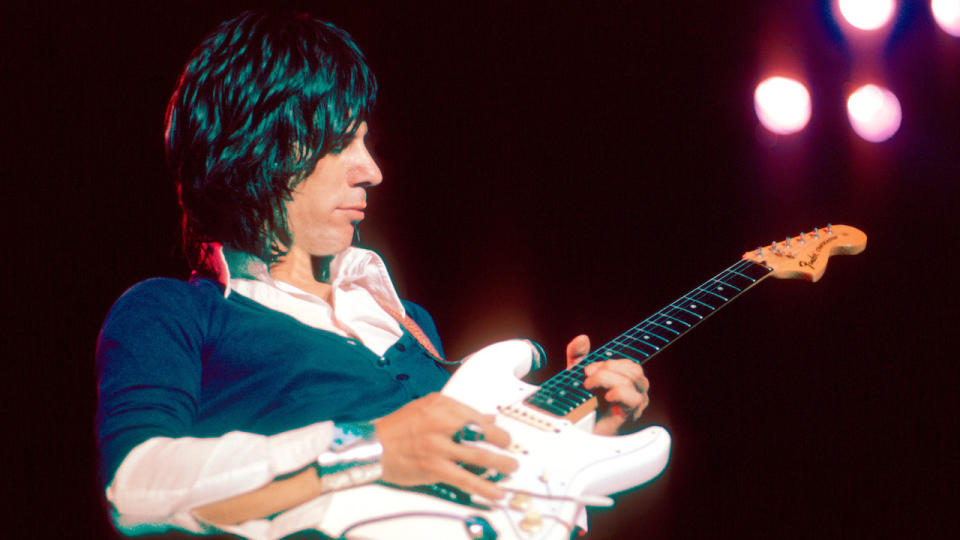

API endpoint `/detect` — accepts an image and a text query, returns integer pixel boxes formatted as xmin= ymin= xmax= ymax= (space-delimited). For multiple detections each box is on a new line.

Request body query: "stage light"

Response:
xmin=932 ymin=0 xmax=960 ymax=37
xmin=754 ymin=76 xmax=812 ymax=135
xmin=846 ymin=84 xmax=902 ymax=142
xmin=837 ymin=0 xmax=897 ymax=30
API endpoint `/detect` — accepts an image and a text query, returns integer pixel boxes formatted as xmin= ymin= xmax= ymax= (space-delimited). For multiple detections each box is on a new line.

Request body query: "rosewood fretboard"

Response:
xmin=525 ymin=258 xmax=773 ymax=417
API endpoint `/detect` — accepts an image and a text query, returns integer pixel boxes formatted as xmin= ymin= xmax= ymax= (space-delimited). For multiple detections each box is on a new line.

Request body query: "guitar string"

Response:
xmin=530 ymin=259 xmax=763 ymax=408
xmin=590 ymin=258 xmax=764 ymax=366
xmin=531 ymin=259 xmax=770 ymax=413
xmin=606 ymin=259 xmax=762 ymax=361
xmin=530 ymin=259 xmax=770 ymax=410
xmin=563 ymin=259 xmax=758 ymax=375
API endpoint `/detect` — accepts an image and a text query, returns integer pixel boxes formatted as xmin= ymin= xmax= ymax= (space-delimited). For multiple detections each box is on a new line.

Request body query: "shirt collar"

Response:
xmin=209 ymin=243 xmax=404 ymax=314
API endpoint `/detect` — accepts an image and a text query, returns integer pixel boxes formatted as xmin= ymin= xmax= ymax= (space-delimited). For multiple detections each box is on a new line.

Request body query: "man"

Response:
xmin=97 ymin=10 xmax=649 ymax=538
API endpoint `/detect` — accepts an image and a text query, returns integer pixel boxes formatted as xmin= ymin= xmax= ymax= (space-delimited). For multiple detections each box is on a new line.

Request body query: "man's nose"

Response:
xmin=352 ymin=147 xmax=383 ymax=187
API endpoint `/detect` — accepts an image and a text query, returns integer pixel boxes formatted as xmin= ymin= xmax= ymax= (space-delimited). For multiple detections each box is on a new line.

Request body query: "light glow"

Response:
xmin=754 ymin=76 xmax=812 ymax=135
xmin=932 ymin=0 xmax=960 ymax=37
xmin=846 ymin=84 xmax=902 ymax=142
xmin=838 ymin=0 xmax=897 ymax=30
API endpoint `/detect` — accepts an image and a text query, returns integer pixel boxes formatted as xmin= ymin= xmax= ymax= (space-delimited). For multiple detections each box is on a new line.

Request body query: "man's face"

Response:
xmin=283 ymin=122 xmax=382 ymax=257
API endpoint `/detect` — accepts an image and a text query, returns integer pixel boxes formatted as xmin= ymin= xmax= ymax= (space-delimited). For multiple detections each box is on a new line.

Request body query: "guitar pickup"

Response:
xmin=460 ymin=463 xmax=507 ymax=483
xmin=401 ymin=482 xmax=492 ymax=510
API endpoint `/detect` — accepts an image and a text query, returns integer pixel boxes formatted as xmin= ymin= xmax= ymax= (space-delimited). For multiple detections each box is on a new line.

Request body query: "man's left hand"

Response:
xmin=566 ymin=334 xmax=650 ymax=436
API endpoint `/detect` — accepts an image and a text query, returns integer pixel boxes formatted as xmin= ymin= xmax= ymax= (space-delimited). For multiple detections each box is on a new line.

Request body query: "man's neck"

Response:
xmin=269 ymin=248 xmax=336 ymax=303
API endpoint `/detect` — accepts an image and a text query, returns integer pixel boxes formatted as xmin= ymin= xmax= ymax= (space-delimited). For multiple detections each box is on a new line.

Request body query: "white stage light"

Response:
xmin=932 ymin=0 xmax=960 ymax=37
xmin=754 ymin=77 xmax=812 ymax=135
xmin=846 ymin=84 xmax=902 ymax=142
xmin=838 ymin=0 xmax=897 ymax=30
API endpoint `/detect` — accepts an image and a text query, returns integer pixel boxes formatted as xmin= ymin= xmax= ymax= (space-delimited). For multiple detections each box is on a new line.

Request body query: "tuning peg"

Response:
xmin=827 ymin=223 xmax=833 ymax=234
xmin=770 ymin=241 xmax=778 ymax=253
xmin=798 ymin=232 xmax=806 ymax=244
xmin=811 ymin=228 xmax=820 ymax=239
xmin=784 ymin=237 xmax=791 ymax=248
xmin=755 ymin=248 xmax=763 ymax=257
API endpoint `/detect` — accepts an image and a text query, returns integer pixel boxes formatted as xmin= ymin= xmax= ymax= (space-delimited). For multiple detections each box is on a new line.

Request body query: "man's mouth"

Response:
xmin=338 ymin=206 xmax=366 ymax=220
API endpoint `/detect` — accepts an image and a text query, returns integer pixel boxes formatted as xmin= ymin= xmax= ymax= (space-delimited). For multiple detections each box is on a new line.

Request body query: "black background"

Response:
xmin=10 ymin=1 xmax=959 ymax=538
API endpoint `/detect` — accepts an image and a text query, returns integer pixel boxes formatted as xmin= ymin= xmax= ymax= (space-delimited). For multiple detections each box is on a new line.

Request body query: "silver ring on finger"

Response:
xmin=452 ymin=421 xmax=485 ymax=443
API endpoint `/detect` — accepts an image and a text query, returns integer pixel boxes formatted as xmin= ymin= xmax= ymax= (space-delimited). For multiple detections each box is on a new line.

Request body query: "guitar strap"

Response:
xmin=374 ymin=299 xmax=456 ymax=365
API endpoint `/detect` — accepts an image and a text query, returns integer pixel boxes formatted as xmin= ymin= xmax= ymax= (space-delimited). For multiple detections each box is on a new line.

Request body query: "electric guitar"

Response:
xmin=317 ymin=225 xmax=867 ymax=540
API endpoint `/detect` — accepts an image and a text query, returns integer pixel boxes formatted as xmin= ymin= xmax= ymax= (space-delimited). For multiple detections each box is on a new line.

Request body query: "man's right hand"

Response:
xmin=374 ymin=393 xmax=519 ymax=500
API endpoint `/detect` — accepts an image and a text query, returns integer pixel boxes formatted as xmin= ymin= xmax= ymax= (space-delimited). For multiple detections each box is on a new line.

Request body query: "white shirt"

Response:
xmin=107 ymin=247 xmax=407 ymax=539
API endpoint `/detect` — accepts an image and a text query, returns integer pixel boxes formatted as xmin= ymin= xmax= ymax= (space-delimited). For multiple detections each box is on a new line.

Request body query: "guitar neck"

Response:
xmin=525 ymin=258 xmax=773 ymax=418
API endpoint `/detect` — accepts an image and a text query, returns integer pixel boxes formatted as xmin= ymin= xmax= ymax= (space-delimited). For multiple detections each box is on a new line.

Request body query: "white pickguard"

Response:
xmin=318 ymin=339 xmax=671 ymax=540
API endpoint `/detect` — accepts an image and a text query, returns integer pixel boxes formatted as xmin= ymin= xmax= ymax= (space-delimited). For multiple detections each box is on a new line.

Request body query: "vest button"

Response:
xmin=396 ymin=343 xmax=406 ymax=352
xmin=377 ymin=357 xmax=389 ymax=367
xmin=396 ymin=373 xmax=409 ymax=381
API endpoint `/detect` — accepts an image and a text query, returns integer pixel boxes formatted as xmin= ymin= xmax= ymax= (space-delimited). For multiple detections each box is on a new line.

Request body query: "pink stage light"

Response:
xmin=837 ymin=0 xmax=897 ymax=30
xmin=932 ymin=0 xmax=960 ymax=37
xmin=846 ymin=84 xmax=902 ymax=142
xmin=754 ymin=76 xmax=812 ymax=135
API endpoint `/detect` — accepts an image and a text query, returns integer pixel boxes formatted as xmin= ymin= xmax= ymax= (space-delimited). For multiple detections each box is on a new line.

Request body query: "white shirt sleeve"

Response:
xmin=106 ymin=422 xmax=336 ymax=537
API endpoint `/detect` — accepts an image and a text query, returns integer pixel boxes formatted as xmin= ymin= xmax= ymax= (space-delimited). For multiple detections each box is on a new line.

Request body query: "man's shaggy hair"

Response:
xmin=164 ymin=10 xmax=377 ymax=271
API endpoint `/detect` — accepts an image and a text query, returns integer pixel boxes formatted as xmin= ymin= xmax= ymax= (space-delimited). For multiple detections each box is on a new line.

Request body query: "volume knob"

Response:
xmin=509 ymin=493 xmax=532 ymax=511
xmin=520 ymin=511 xmax=543 ymax=533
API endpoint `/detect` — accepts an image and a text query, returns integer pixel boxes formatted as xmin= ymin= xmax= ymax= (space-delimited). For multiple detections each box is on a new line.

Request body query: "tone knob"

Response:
xmin=509 ymin=493 xmax=532 ymax=511
xmin=520 ymin=511 xmax=543 ymax=532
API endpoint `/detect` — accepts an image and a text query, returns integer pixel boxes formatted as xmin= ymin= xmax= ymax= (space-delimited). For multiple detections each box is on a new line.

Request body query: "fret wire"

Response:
xmin=643 ymin=319 xmax=681 ymax=336
xmin=717 ymin=265 xmax=757 ymax=283
xmin=530 ymin=392 xmax=576 ymax=409
xmin=546 ymin=387 xmax=591 ymax=405
xmin=623 ymin=321 xmax=671 ymax=342
xmin=528 ymin=385 xmax=580 ymax=400
xmin=658 ymin=312 xmax=692 ymax=327
xmin=708 ymin=277 xmax=741 ymax=292
xmin=690 ymin=283 xmax=726 ymax=303
xmin=623 ymin=327 xmax=669 ymax=344
xmin=554 ymin=371 xmax=592 ymax=395
xmin=552 ymin=372 xmax=584 ymax=388
xmin=648 ymin=313 xmax=683 ymax=336
xmin=528 ymin=258 xmax=772 ymax=404
xmin=727 ymin=267 xmax=759 ymax=282
xmin=695 ymin=287 xmax=728 ymax=302
xmin=681 ymin=295 xmax=716 ymax=310
xmin=660 ymin=308 xmax=695 ymax=326
xmin=555 ymin=371 xmax=587 ymax=387
xmin=541 ymin=391 xmax=584 ymax=408
xmin=608 ymin=340 xmax=653 ymax=358
xmin=611 ymin=338 xmax=656 ymax=355
xmin=691 ymin=285 xmax=723 ymax=303
xmin=668 ymin=303 xmax=704 ymax=319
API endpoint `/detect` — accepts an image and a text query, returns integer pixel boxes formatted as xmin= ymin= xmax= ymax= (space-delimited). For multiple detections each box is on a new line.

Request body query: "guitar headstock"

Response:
xmin=742 ymin=224 xmax=867 ymax=282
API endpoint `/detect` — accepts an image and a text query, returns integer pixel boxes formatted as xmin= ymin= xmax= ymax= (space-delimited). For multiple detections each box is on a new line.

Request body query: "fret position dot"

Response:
xmin=666 ymin=320 xmax=672 ymax=325
xmin=644 ymin=335 xmax=650 ymax=340
xmin=690 ymin=304 xmax=697 ymax=309
xmin=717 ymin=286 xmax=724 ymax=291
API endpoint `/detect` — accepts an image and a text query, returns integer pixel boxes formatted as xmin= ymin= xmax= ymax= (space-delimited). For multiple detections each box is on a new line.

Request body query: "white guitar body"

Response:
xmin=321 ymin=339 xmax=672 ymax=540
xmin=318 ymin=224 xmax=869 ymax=539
